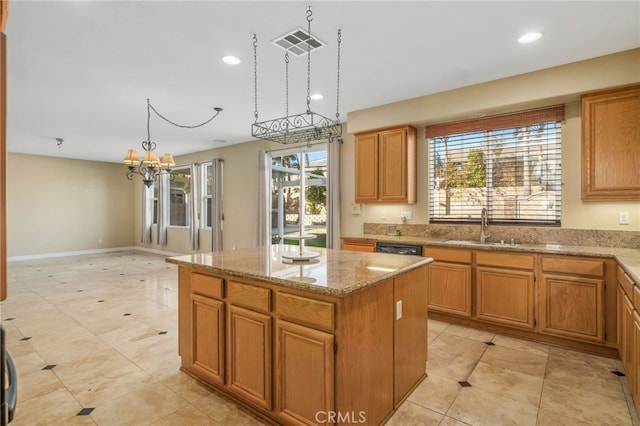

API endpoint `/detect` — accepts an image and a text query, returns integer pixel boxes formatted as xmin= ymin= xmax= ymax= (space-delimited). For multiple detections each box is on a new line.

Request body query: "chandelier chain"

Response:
xmin=306 ymin=6 xmax=312 ymax=113
xmin=253 ymin=34 xmax=258 ymax=122
xmin=148 ymin=102 xmax=222 ymax=130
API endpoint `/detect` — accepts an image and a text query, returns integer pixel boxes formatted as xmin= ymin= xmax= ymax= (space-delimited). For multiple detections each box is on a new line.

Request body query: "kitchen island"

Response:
xmin=167 ymin=245 xmax=432 ymax=425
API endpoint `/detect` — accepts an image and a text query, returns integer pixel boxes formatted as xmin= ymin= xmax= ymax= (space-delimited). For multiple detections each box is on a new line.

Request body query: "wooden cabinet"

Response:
xmin=425 ymin=247 xmax=472 ymax=317
xmin=191 ymin=294 xmax=225 ymax=385
xmin=617 ymin=266 xmax=640 ymax=414
xmin=226 ymin=281 xmax=272 ymax=409
xmin=227 ymin=305 xmax=272 ymax=410
xmin=275 ymin=320 xmax=334 ymax=425
xmin=581 ymin=85 xmax=640 ymax=201
xmin=393 ymin=266 xmax=428 ymax=405
xmin=355 ymin=125 xmax=417 ymax=204
xmin=476 ymin=252 xmax=536 ymax=330
xmin=342 ymin=239 xmax=376 ymax=253
xmin=539 ymin=256 xmax=605 ymax=342
xmin=176 ymin=263 xmax=430 ymax=426
xmin=633 ymin=310 xmax=640 ymax=409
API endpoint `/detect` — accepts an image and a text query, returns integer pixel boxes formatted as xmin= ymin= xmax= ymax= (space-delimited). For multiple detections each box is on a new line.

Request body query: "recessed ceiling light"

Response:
xmin=310 ymin=93 xmax=324 ymax=100
xmin=518 ymin=32 xmax=542 ymax=44
xmin=222 ymin=56 xmax=241 ymax=65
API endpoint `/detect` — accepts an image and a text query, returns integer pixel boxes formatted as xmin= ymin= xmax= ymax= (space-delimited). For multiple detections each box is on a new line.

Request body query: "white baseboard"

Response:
xmin=7 ymin=246 xmax=184 ymax=262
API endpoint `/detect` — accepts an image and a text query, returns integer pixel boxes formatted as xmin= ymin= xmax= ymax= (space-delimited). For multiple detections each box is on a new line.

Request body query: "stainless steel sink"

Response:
xmin=444 ymin=240 xmax=520 ymax=248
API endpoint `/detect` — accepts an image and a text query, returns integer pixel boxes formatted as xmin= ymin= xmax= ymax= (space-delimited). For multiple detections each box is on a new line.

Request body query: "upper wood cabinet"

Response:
xmin=355 ymin=125 xmax=417 ymax=204
xmin=581 ymin=85 xmax=640 ymax=201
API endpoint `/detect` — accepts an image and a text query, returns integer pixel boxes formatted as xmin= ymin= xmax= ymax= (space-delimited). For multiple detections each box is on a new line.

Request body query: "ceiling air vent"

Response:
xmin=271 ymin=27 xmax=326 ymax=57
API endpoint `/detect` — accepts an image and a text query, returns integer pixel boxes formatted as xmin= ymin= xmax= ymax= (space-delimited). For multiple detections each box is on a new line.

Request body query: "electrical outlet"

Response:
xmin=381 ymin=211 xmax=387 ymax=221
xmin=400 ymin=211 xmax=413 ymax=221
xmin=396 ymin=300 xmax=403 ymax=320
xmin=619 ymin=212 xmax=630 ymax=225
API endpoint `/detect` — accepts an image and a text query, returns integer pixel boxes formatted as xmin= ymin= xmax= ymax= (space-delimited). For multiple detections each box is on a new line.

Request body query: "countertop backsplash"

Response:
xmin=363 ymin=223 xmax=640 ymax=249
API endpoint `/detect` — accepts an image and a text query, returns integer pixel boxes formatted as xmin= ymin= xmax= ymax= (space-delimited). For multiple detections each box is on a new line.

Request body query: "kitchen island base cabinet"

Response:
xmin=170 ymin=247 xmax=431 ymax=426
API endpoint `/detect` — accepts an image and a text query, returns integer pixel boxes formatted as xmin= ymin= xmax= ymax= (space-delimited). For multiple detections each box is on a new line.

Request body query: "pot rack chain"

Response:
xmin=147 ymin=99 xmax=223 ymax=129
xmin=253 ymin=34 xmax=259 ymax=123
xmin=305 ymin=6 xmax=312 ymax=114
xmin=336 ymin=29 xmax=341 ymax=121
xmin=285 ymin=52 xmax=290 ymax=118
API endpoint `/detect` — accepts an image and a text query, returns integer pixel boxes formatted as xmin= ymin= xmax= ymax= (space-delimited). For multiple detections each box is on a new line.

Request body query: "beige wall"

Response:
xmin=6 ymin=153 xmax=135 ymax=257
xmin=133 ymin=48 xmax=639 ymax=254
xmin=134 ymin=139 xmax=282 ymax=254
xmin=15 ymin=48 xmax=631 ymax=258
xmin=343 ymin=48 xmax=640 ymax=233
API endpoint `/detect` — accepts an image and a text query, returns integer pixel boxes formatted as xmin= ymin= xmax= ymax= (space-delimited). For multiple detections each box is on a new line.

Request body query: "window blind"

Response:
xmin=426 ymin=106 xmax=564 ymax=225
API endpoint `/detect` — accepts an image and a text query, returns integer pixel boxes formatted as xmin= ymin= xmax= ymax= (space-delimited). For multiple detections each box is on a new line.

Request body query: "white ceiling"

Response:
xmin=5 ymin=1 xmax=640 ymax=164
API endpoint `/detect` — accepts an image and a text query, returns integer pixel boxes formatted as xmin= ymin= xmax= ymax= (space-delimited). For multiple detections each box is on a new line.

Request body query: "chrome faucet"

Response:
xmin=480 ymin=207 xmax=491 ymax=244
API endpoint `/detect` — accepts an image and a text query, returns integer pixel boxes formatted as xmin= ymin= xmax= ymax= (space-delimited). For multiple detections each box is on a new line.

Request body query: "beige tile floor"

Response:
xmin=1 ymin=250 xmax=639 ymax=425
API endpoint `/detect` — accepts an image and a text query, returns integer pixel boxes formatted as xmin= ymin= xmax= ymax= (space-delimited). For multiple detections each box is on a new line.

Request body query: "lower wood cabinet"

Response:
xmin=539 ymin=274 xmax=604 ymax=342
xmin=633 ymin=310 xmax=640 ymax=408
xmin=617 ymin=266 xmax=640 ymax=415
xmin=476 ymin=266 xmax=535 ymax=330
xmin=275 ymin=320 xmax=334 ymax=425
xmin=190 ymin=294 xmax=225 ymax=385
xmin=227 ymin=305 xmax=272 ymax=410
xmin=428 ymin=261 xmax=471 ymax=317
xmin=475 ymin=251 xmax=536 ymax=330
xmin=425 ymin=246 xmax=472 ymax=317
xmin=539 ymin=256 xmax=605 ymax=343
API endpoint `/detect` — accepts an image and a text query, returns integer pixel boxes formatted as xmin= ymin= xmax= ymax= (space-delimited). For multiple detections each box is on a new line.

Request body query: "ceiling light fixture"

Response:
xmin=222 ymin=55 xmax=241 ymax=65
xmin=310 ymin=93 xmax=324 ymax=100
xmin=518 ymin=31 xmax=542 ymax=44
xmin=251 ymin=6 xmax=342 ymax=145
xmin=124 ymin=99 xmax=223 ymax=187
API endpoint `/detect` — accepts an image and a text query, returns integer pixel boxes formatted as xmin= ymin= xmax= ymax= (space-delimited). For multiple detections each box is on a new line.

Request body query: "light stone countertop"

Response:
xmin=166 ymin=244 xmax=433 ymax=297
xmin=343 ymin=234 xmax=640 ymax=284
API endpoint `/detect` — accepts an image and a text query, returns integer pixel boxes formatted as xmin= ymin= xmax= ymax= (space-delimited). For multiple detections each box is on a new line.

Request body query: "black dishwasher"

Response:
xmin=375 ymin=242 xmax=422 ymax=256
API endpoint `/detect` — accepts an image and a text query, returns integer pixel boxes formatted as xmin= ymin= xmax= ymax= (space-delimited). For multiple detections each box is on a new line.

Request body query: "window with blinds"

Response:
xmin=426 ymin=106 xmax=564 ymax=225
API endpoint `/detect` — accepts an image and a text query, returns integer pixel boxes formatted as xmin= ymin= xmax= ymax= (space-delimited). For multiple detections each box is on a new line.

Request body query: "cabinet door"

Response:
xmin=633 ymin=310 xmax=640 ymax=409
xmin=539 ymin=274 xmax=604 ymax=342
xmin=619 ymin=285 xmax=628 ymax=366
xmin=476 ymin=267 xmax=535 ymax=329
xmin=276 ymin=320 xmax=334 ymax=426
xmin=378 ymin=128 xmax=407 ymax=202
xmin=354 ymin=132 xmax=379 ymax=203
xmin=581 ymin=85 xmax=640 ymax=201
xmin=428 ymin=261 xmax=472 ymax=317
xmin=191 ymin=294 xmax=225 ymax=385
xmin=227 ymin=305 xmax=272 ymax=410
xmin=623 ymin=295 xmax=635 ymax=379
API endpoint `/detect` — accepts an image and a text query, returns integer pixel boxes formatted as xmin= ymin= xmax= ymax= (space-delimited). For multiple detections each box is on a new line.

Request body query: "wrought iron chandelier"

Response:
xmin=124 ymin=99 xmax=223 ymax=187
xmin=251 ymin=6 xmax=342 ymax=145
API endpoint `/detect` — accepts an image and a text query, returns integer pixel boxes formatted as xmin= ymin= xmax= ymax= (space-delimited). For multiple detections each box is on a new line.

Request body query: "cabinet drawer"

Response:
xmin=476 ymin=251 xmax=535 ymax=270
xmin=542 ymin=256 xmax=604 ymax=277
xmin=618 ymin=266 xmax=635 ymax=298
xmin=424 ymin=246 xmax=472 ymax=264
xmin=227 ymin=280 xmax=271 ymax=313
xmin=191 ymin=272 xmax=224 ymax=300
xmin=277 ymin=292 xmax=335 ymax=331
xmin=342 ymin=240 xmax=376 ymax=253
